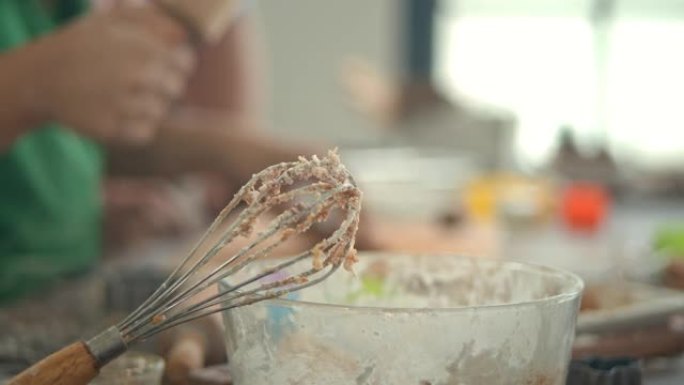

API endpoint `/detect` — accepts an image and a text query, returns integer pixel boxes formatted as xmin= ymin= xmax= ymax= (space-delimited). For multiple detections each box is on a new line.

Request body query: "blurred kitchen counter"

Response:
xmin=646 ymin=356 xmax=684 ymax=385
xmin=1 ymin=196 xmax=682 ymax=382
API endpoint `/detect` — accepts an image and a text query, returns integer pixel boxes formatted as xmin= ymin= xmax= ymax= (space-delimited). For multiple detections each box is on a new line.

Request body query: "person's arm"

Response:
xmin=106 ymin=110 xmax=317 ymax=183
xmin=0 ymin=43 xmax=50 ymax=151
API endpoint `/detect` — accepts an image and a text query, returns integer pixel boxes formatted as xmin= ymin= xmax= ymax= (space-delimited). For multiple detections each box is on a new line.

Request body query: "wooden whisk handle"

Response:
xmin=7 ymin=327 xmax=128 ymax=385
xmin=6 ymin=342 xmax=99 ymax=385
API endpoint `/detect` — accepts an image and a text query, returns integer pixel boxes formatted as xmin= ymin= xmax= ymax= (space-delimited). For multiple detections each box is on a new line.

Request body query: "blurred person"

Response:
xmin=0 ymin=0 xmax=380 ymax=305
xmin=0 ymin=1 xmax=372 ymax=383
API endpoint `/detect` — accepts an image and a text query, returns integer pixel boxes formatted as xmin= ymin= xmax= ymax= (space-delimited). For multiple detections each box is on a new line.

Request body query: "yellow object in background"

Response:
xmin=463 ymin=174 xmax=556 ymax=224
xmin=463 ymin=177 xmax=498 ymax=221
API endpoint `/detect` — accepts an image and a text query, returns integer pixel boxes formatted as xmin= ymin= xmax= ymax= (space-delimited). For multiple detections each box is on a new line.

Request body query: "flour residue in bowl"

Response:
xmin=221 ymin=254 xmax=581 ymax=385
xmin=297 ymin=255 xmax=571 ymax=309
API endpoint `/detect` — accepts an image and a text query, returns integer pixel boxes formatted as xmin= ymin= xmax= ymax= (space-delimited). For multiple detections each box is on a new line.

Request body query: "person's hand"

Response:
xmin=32 ymin=5 xmax=195 ymax=143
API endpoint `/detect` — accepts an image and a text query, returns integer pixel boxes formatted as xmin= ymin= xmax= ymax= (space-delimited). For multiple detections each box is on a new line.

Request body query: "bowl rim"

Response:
xmin=220 ymin=253 xmax=585 ymax=313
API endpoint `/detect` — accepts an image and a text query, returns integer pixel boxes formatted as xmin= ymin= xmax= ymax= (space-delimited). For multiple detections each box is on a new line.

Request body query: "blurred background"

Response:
xmin=4 ymin=0 xmax=684 ymax=384
xmin=196 ymin=0 xmax=684 ymax=380
xmin=254 ymin=0 xmax=684 ymax=281
xmin=258 ymin=0 xmax=684 ymax=167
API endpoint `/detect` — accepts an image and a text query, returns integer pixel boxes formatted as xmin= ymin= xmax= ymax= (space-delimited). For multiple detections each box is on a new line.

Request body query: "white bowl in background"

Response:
xmin=340 ymin=147 xmax=480 ymax=220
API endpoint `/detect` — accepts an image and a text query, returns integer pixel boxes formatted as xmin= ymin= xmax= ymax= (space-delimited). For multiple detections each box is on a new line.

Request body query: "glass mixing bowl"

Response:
xmin=220 ymin=253 xmax=583 ymax=385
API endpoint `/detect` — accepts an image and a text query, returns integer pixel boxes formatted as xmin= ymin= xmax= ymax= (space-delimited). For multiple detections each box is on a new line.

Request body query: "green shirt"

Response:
xmin=0 ymin=0 xmax=102 ymax=303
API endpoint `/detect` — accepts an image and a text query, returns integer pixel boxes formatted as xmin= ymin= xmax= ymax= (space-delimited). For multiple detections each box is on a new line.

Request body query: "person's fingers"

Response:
xmin=113 ymin=92 xmax=160 ymax=143
xmin=114 ymin=13 xmax=189 ymax=74
xmin=121 ymin=93 xmax=169 ymax=125
xmin=118 ymin=4 xmax=189 ymax=45
xmin=169 ymin=44 xmax=197 ymax=74
xmin=113 ymin=97 xmax=169 ymax=144
xmin=155 ymin=46 xmax=197 ymax=98
xmin=153 ymin=68 xmax=187 ymax=100
xmin=133 ymin=48 xmax=195 ymax=101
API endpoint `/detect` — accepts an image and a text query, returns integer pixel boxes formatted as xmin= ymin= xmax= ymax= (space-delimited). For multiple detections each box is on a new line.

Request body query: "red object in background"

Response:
xmin=561 ymin=183 xmax=610 ymax=232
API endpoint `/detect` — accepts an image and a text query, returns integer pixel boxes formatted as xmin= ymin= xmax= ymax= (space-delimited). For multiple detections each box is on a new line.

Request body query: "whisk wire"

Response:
xmin=117 ymin=163 xmax=297 ymax=332
xmin=138 ymin=185 xmax=346 ymax=324
xmin=118 ymin=200 xmax=237 ymax=332
xmin=118 ymin=151 xmax=361 ymax=344
xmin=135 ymin=264 xmax=342 ymax=341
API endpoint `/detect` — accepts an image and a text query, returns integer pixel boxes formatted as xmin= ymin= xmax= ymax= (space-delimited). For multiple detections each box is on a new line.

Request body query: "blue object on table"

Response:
xmin=264 ymin=272 xmax=299 ymax=341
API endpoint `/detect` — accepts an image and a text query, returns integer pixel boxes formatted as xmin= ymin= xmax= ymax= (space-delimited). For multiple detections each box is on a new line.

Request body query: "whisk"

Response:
xmin=8 ymin=150 xmax=362 ymax=385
